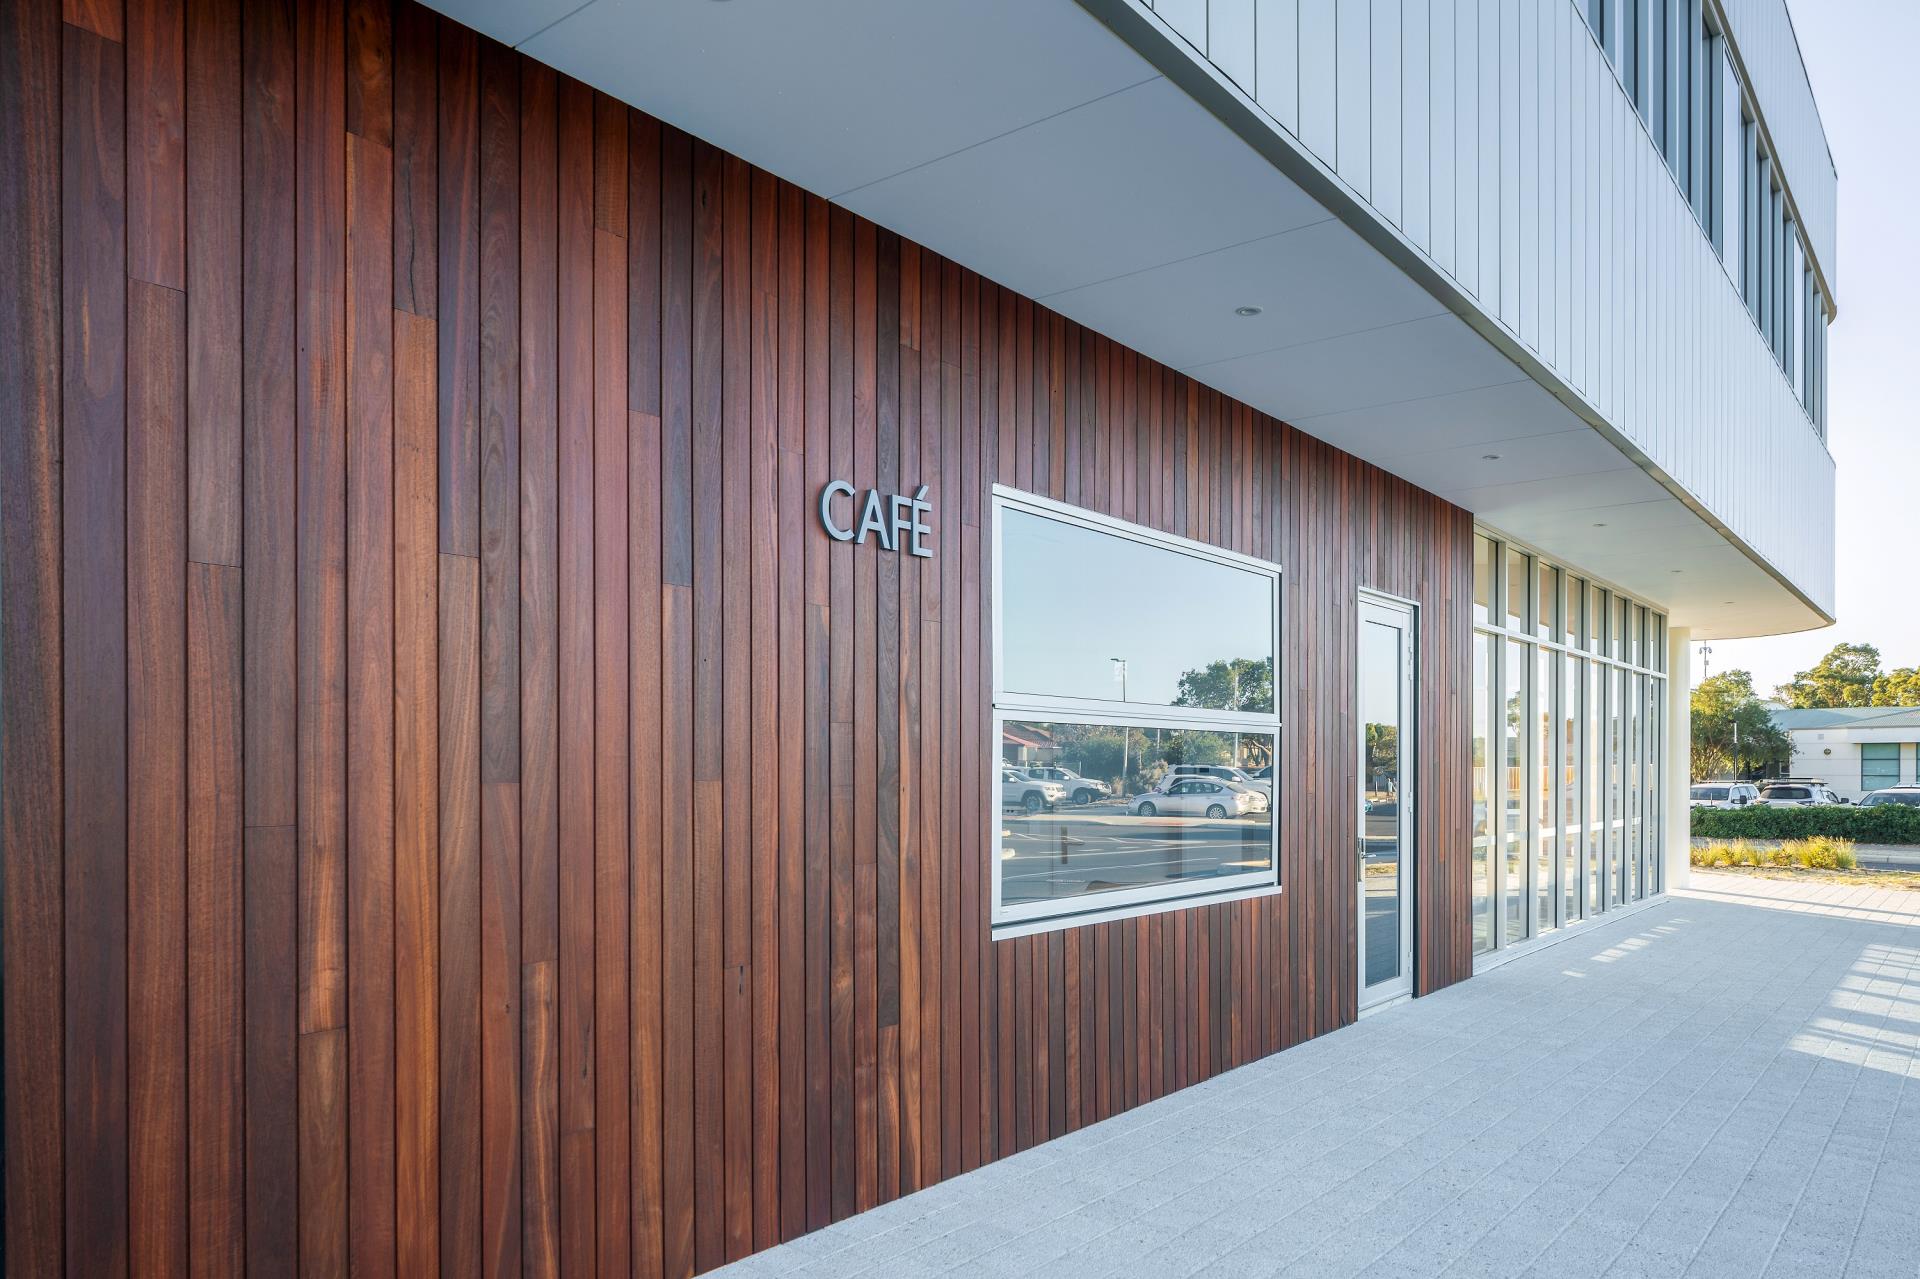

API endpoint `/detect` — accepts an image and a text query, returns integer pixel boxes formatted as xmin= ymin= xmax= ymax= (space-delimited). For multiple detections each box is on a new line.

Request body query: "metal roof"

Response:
xmin=1769 ymin=706 xmax=1920 ymax=731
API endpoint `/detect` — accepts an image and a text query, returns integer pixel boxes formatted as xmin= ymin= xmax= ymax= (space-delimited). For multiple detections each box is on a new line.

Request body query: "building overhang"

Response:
xmin=428 ymin=0 xmax=1832 ymax=641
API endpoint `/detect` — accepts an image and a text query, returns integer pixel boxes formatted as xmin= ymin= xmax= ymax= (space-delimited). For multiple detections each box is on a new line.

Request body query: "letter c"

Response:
xmin=819 ymin=480 xmax=856 ymax=541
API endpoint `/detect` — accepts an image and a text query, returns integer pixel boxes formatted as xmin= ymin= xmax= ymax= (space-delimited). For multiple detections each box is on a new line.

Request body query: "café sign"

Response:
xmin=818 ymin=481 xmax=933 ymax=558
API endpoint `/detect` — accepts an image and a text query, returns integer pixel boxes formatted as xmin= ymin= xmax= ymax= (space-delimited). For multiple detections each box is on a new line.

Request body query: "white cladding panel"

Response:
xmin=1138 ymin=0 xmax=1834 ymax=614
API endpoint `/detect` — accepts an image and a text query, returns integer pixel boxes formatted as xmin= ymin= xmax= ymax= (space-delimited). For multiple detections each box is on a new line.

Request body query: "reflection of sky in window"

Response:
xmin=1001 ymin=508 xmax=1272 ymax=708
xmin=1361 ymin=620 xmax=1399 ymax=729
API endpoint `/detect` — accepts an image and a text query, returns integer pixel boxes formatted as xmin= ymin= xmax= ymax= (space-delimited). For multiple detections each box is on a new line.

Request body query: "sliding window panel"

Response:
xmin=993 ymin=717 xmax=1276 ymax=926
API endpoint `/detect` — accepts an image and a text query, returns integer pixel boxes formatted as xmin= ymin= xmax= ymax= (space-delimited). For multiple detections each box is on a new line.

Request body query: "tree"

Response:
xmin=1872 ymin=666 xmax=1920 ymax=707
xmin=1691 ymin=670 xmax=1790 ymax=780
xmin=1172 ymin=656 xmax=1274 ymax=715
xmin=1776 ymin=643 xmax=1882 ymax=708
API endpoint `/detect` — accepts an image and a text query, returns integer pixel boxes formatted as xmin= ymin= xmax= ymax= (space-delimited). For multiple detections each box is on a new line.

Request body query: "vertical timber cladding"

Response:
xmin=0 ymin=0 xmax=1474 ymax=1273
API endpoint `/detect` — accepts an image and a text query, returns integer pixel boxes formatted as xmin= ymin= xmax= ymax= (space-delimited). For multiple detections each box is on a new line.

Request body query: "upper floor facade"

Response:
xmin=435 ymin=0 xmax=1838 ymax=638
xmin=1099 ymin=0 xmax=1837 ymax=633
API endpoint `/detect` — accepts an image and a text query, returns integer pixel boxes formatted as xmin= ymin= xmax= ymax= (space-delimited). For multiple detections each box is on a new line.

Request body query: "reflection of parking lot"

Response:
xmin=1000 ymin=810 xmax=1270 ymax=905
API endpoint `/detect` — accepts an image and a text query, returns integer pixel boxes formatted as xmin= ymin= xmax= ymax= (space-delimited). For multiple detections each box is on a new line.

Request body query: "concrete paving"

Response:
xmin=713 ymin=872 xmax=1920 ymax=1278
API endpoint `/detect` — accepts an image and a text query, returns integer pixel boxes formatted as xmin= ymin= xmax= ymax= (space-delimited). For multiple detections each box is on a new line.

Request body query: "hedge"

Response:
xmin=1690 ymin=804 xmax=1920 ymax=845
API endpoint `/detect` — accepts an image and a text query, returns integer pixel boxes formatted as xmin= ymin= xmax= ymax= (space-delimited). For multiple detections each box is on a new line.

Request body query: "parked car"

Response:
xmin=1156 ymin=764 xmax=1271 ymax=800
xmin=1690 ymin=782 xmax=1760 ymax=809
xmin=1130 ymin=778 xmax=1268 ymax=820
xmin=1860 ymin=786 xmax=1920 ymax=808
xmin=1756 ymin=780 xmax=1846 ymax=807
xmin=1001 ymin=767 xmax=1066 ymax=815
xmin=1016 ymin=765 xmax=1110 ymax=806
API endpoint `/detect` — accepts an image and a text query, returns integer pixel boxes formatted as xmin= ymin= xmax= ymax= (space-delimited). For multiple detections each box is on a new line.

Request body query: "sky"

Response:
xmin=1696 ymin=1 xmax=1920 ymax=697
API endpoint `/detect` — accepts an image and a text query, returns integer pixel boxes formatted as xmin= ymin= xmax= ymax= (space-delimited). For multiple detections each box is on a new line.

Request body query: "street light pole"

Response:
xmin=1112 ymin=657 xmax=1129 ymax=793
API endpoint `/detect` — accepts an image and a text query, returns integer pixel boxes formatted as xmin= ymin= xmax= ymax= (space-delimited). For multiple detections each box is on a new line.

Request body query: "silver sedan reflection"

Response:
xmin=1128 ymin=779 xmax=1268 ymax=819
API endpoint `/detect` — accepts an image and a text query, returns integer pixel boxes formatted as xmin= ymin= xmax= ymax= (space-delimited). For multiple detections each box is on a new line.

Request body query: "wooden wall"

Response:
xmin=0 ymin=0 xmax=1473 ymax=1273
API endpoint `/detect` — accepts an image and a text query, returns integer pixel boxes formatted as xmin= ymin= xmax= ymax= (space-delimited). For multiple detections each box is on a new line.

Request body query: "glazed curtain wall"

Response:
xmin=0 ymin=0 xmax=1474 ymax=1273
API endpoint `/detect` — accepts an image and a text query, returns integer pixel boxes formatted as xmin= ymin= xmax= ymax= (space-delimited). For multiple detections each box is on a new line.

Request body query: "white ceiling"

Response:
xmin=429 ymin=0 xmax=1824 ymax=641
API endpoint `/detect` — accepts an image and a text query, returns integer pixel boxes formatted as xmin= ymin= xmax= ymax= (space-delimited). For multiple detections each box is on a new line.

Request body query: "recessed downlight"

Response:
xmin=1592 ymin=522 xmax=1608 ymax=528
xmin=1234 ymin=305 xmax=1263 ymax=317
xmin=1481 ymin=453 xmax=1501 ymax=461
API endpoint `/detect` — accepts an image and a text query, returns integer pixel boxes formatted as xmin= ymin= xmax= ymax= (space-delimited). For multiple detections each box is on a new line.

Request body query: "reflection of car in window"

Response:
xmin=1001 ymin=767 xmax=1065 ymax=815
xmin=1017 ymin=766 xmax=1110 ymax=806
xmin=1130 ymin=778 xmax=1268 ymax=819
xmin=1156 ymin=764 xmax=1271 ymax=800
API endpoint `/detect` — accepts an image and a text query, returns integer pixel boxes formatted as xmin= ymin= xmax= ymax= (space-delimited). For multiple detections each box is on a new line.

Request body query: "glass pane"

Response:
xmin=1646 ymin=677 xmax=1663 ymax=894
xmin=999 ymin=507 xmax=1275 ymax=713
xmin=1615 ymin=597 xmax=1630 ymax=663
xmin=1537 ymin=646 xmax=1555 ymax=933
xmin=1589 ymin=584 xmax=1606 ymax=654
xmin=1472 ymin=635 xmax=1492 ymax=954
xmin=999 ymin=719 xmax=1274 ymax=911
xmin=1506 ymin=548 xmax=1530 ymax=632
xmin=1563 ymin=657 xmax=1582 ymax=922
xmin=1588 ymin=659 xmax=1604 ymax=913
xmin=1474 ymin=534 xmax=1495 ymax=627
xmin=1362 ymin=620 xmax=1405 ymax=987
xmin=1504 ymin=639 xmax=1527 ymax=945
xmin=1627 ymin=672 xmax=1642 ymax=900
xmin=1610 ymin=667 xmax=1625 ymax=904
xmin=1863 ymin=742 xmax=1901 ymax=793
xmin=1537 ymin=562 xmax=1558 ymax=641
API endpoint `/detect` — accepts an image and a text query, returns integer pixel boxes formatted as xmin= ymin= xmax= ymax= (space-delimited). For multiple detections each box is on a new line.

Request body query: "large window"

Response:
xmin=992 ymin=488 xmax=1281 ymax=931
xmin=1471 ymin=532 xmax=1669 ymax=959
xmin=1861 ymin=743 xmax=1900 ymax=796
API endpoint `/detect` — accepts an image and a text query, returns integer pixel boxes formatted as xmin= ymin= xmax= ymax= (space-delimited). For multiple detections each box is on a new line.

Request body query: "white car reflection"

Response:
xmin=1016 ymin=765 xmax=1111 ymax=805
xmin=1155 ymin=764 xmax=1272 ymax=801
xmin=1128 ymin=778 xmax=1268 ymax=819
xmin=1002 ymin=767 xmax=1066 ymax=815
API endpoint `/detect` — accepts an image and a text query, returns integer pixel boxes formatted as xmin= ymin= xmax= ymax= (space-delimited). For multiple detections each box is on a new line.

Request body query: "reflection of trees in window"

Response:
xmin=1364 ymin=723 xmax=1399 ymax=795
xmin=1171 ymin=656 xmax=1274 ymax=715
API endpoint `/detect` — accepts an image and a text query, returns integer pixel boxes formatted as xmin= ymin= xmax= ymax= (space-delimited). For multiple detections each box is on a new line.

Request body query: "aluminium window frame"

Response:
xmin=989 ymin=485 xmax=1284 ymax=934
xmin=1470 ymin=528 xmax=1669 ymax=967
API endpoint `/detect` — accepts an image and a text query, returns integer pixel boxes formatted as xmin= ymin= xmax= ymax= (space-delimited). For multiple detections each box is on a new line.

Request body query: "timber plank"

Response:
xmin=438 ymin=547 xmax=483 ymax=1277
xmin=437 ymin=18 xmax=478 ymax=555
xmin=554 ymin=71 xmax=596 ymax=1279
xmin=345 ymin=126 xmax=398 ymax=1279
xmin=186 ymin=0 xmax=241 ymax=565
xmin=393 ymin=306 xmax=441 ymax=1279
xmin=0 ymin=0 xmax=65 ymax=1257
xmin=128 ymin=0 xmax=185 ymax=290
xmin=128 ymin=275 xmax=188 ymax=1279
xmin=518 ymin=56 xmax=560 ymax=1275
xmin=659 ymin=122 xmax=697 ymax=1279
xmin=62 ymin=26 xmax=130 ymax=1275
xmin=187 ymin=562 xmax=245 ymax=1274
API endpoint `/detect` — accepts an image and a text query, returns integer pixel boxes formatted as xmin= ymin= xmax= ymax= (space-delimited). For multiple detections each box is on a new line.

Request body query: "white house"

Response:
xmin=1771 ymin=707 xmax=1920 ymax=802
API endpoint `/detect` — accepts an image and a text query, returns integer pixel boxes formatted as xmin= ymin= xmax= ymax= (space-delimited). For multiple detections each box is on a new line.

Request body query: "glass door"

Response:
xmin=1358 ymin=594 xmax=1416 ymax=1009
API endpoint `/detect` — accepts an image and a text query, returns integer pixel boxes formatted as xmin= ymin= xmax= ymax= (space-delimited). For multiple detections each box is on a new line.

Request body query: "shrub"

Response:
xmin=1690 ymin=803 xmax=1920 ymax=845
xmin=1693 ymin=836 xmax=1860 ymax=871
xmin=1783 ymin=836 xmax=1857 ymax=870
